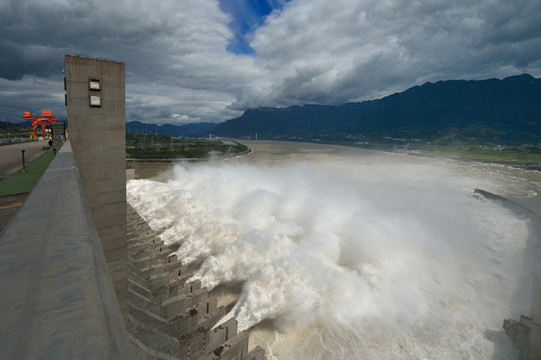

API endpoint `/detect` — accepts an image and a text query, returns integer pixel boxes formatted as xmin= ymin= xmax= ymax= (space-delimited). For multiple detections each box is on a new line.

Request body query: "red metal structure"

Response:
xmin=22 ymin=110 xmax=58 ymax=139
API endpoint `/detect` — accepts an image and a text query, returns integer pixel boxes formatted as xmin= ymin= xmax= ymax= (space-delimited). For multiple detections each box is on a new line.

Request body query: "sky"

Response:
xmin=1 ymin=0 xmax=540 ymax=125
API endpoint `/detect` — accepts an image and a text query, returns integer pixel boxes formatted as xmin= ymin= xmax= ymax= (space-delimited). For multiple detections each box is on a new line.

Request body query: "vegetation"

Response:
xmin=0 ymin=149 xmax=55 ymax=196
xmin=0 ymin=121 xmax=32 ymax=138
xmin=435 ymin=144 xmax=541 ymax=164
xmin=267 ymin=132 xmax=541 ymax=165
xmin=213 ymin=74 xmax=541 ymax=147
xmin=125 ymin=75 xmax=541 ymax=165
xmin=126 ymin=121 xmax=215 ymax=138
xmin=126 ymin=134 xmax=249 ymax=160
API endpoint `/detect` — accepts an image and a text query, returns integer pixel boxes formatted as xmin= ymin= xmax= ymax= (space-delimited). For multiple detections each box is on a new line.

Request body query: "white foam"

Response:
xmin=127 ymin=152 xmax=536 ymax=359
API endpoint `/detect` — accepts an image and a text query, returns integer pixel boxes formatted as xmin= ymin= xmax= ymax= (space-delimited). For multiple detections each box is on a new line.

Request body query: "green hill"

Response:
xmin=213 ymin=74 xmax=541 ymax=146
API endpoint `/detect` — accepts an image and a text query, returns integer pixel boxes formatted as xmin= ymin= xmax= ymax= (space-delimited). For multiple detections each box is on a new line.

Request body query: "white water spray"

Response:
xmin=128 ymin=148 xmax=537 ymax=359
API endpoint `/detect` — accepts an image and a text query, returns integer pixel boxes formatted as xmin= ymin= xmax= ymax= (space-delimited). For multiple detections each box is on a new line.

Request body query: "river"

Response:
xmin=127 ymin=140 xmax=541 ymax=359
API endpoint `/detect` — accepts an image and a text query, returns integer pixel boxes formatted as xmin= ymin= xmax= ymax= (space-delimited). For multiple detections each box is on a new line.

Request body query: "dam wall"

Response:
xmin=126 ymin=203 xmax=265 ymax=359
xmin=65 ymin=55 xmax=129 ymax=318
xmin=0 ymin=54 xmax=263 ymax=359
xmin=0 ymin=141 xmax=134 ymax=359
xmin=475 ymin=188 xmax=541 ymax=360
xmin=0 ymin=139 xmax=264 ymax=359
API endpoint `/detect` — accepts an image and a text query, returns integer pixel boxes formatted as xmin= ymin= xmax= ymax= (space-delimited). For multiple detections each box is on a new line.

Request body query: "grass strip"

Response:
xmin=0 ymin=149 xmax=55 ymax=196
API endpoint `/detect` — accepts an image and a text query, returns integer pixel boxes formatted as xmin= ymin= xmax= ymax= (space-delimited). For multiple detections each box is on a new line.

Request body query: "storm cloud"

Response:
xmin=1 ymin=0 xmax=540 ymax=124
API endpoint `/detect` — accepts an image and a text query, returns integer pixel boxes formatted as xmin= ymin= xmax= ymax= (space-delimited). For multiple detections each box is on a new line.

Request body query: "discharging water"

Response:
xmin=127 ymin=141 xmax=541 ymax=359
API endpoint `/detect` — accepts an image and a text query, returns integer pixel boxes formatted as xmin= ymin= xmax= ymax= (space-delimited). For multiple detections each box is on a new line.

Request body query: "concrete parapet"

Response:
xmin=169 ymin=271 xmax=196 ymax=288
xmin=476 ymin=188 xmax=541 ymax=360
xmin=130 ymin=243 xmax=174 ymax=262
xmin=192 ymin=296 xmax=218 ymax=319
xmin=153 ymin=277 xmax=196 ymax=304
xmin=503 ymin=316 xmax=531 ymax=360
xmin=199 ymin=306 xmax=227 ymax=331
xmin=132 ymin=253 xmax=163 ymax=268
xmin=162 ymin=288 xmax=209 ymax=320
xmin=141 ymin=261 xmax=186 ymax=280
xmin=152 ymin=246 xmax=175 ymax=259
xmin=209 ymin=319 xmax=238 ymax=351
xmin=210 ymin=331 xmax=249 ymax=360
xmin=0 ymin=141 xmax=133 ymax=359
xmin=170 ymin=309 xmax=200 ymax=339
xmin=148 ymin=271 xmax=184 ymax=289
xmin=130 ymin=241 xmax=167 ymax=259
xmin=178 ymin=327 xmax=211 ymax=360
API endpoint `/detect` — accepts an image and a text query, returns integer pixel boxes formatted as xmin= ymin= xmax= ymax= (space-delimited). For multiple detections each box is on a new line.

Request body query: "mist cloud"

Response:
xmin=127 ymin=151 xmax=536 ymax=358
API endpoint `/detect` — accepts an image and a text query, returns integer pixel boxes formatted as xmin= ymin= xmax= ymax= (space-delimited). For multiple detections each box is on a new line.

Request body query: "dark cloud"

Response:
xmin=0 ymin=0 xmax=540 ymax=125
xmin=0 ymin=43 xmax=25 ymax=80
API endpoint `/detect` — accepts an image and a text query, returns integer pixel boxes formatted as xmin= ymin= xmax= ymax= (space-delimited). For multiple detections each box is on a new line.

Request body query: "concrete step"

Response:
xmin=162 ymin=288 xmax=209 ymax=321
xmin=152 ymin=276 xmax=194 ymax=305
xmin=198 ymin=306 xmax=226 ymax=331
xmin=129 ymin=316 xmax=181 ymax=357
xmin=209 ymin=318 xmax=238 ymax=351
xmin=129 ymin=334 xmax=178 ymax=360
xmin=128 ymin=278 xmax=153 ymax=299
xmin=210 ymin=330 xmax=249 ymax=360
xmin=129 ymin=303 xmax=170 ymax=334
xmin=126 ymin=203 xmax=264 ymax=360
xmin=128 ymin=288 xmax=161 ymax=316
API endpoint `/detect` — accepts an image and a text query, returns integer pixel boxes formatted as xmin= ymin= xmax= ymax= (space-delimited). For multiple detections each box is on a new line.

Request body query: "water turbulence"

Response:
xmin=127 ymin=153 xmax=536 ymax=359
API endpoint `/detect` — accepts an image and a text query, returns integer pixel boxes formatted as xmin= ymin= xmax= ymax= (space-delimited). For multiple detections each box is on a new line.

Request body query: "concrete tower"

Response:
xmin=64 ymin=55 xmax=128 ymax=319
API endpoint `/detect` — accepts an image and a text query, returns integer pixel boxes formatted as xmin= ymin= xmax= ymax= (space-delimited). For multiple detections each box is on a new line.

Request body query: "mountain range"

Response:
xmin=126 ymin=74 xmax=540 ymax=145
xmin=212 ymin=74 xmax=541 ymax=145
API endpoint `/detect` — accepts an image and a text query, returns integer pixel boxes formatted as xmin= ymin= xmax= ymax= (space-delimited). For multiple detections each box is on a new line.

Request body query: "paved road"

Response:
xmin=0 ymin=140 xmax=50 ymax=181
xmin=0 ymin=140 xmax=50 ymax=235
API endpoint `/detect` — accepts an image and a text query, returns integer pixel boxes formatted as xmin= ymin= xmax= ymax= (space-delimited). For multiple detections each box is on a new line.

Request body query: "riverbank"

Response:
xmin=405 ymin=150 xmax=541 ymax=171
xmin=126 ymin=148 xmax=252 ymax=179
xmin=126 ymin=148 xmax=252 ymax=162
xmin=260 ymin=139 xmax=541 ymax=171
xmin=126 ymin=136 xmax=250 ymax=161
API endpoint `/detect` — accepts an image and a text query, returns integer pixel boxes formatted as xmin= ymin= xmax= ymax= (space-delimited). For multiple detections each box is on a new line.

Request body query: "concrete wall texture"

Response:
xmin=65 ymin=55 xmax=128 ymax=318
xmin=475 ymin=189 xmax=541 ymax=360
xmin=0 ymin=141 xmax=134 ymax=359
xmin=126 ymin=205 xmax=265 ymax=360
xmin=62 ymin=55 xmax=263 ymax=359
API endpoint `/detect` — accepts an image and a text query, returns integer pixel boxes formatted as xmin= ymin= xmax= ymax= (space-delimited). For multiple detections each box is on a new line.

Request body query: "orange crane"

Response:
xmin=22 ymin=110 xmax=58 ymax=139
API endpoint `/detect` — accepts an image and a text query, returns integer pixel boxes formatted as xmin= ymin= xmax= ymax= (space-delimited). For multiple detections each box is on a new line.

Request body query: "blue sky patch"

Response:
xmin=219 ymin=0 xmax=288 ymax=54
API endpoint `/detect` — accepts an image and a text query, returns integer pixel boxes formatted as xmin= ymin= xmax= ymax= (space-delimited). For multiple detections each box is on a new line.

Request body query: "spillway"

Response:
xmin=128 ymin=141 xmax=541 ymax=359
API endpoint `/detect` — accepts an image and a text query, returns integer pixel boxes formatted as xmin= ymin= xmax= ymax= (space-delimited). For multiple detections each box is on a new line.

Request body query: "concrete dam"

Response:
xmin=1 ymin=55 xmax=540 ymax=359
xmin=0 ymin=55 xmax=263 ymax=359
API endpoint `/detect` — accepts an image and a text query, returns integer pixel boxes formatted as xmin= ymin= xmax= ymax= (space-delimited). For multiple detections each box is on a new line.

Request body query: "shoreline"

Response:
xmin=126 ymin=138 xmax=540 ymax=175
xmin=404 ymin=150 xmax=541 ymax=171
xmin=249 ymin=139 xmax=541 ymax=171
xmin=126 ymin=148 xmax=252 ymax=163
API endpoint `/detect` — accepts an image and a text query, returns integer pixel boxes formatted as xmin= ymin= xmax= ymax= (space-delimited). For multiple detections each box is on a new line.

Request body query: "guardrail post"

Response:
xmin=20 ymin=149 xmax=27 ymax=173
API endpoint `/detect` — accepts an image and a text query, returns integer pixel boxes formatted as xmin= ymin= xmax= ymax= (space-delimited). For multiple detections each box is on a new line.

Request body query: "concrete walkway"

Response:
xmin=0 ymin=141 xmax=134 ymax=359
xmin=0 ymin=139 xmax=51 ymax=181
